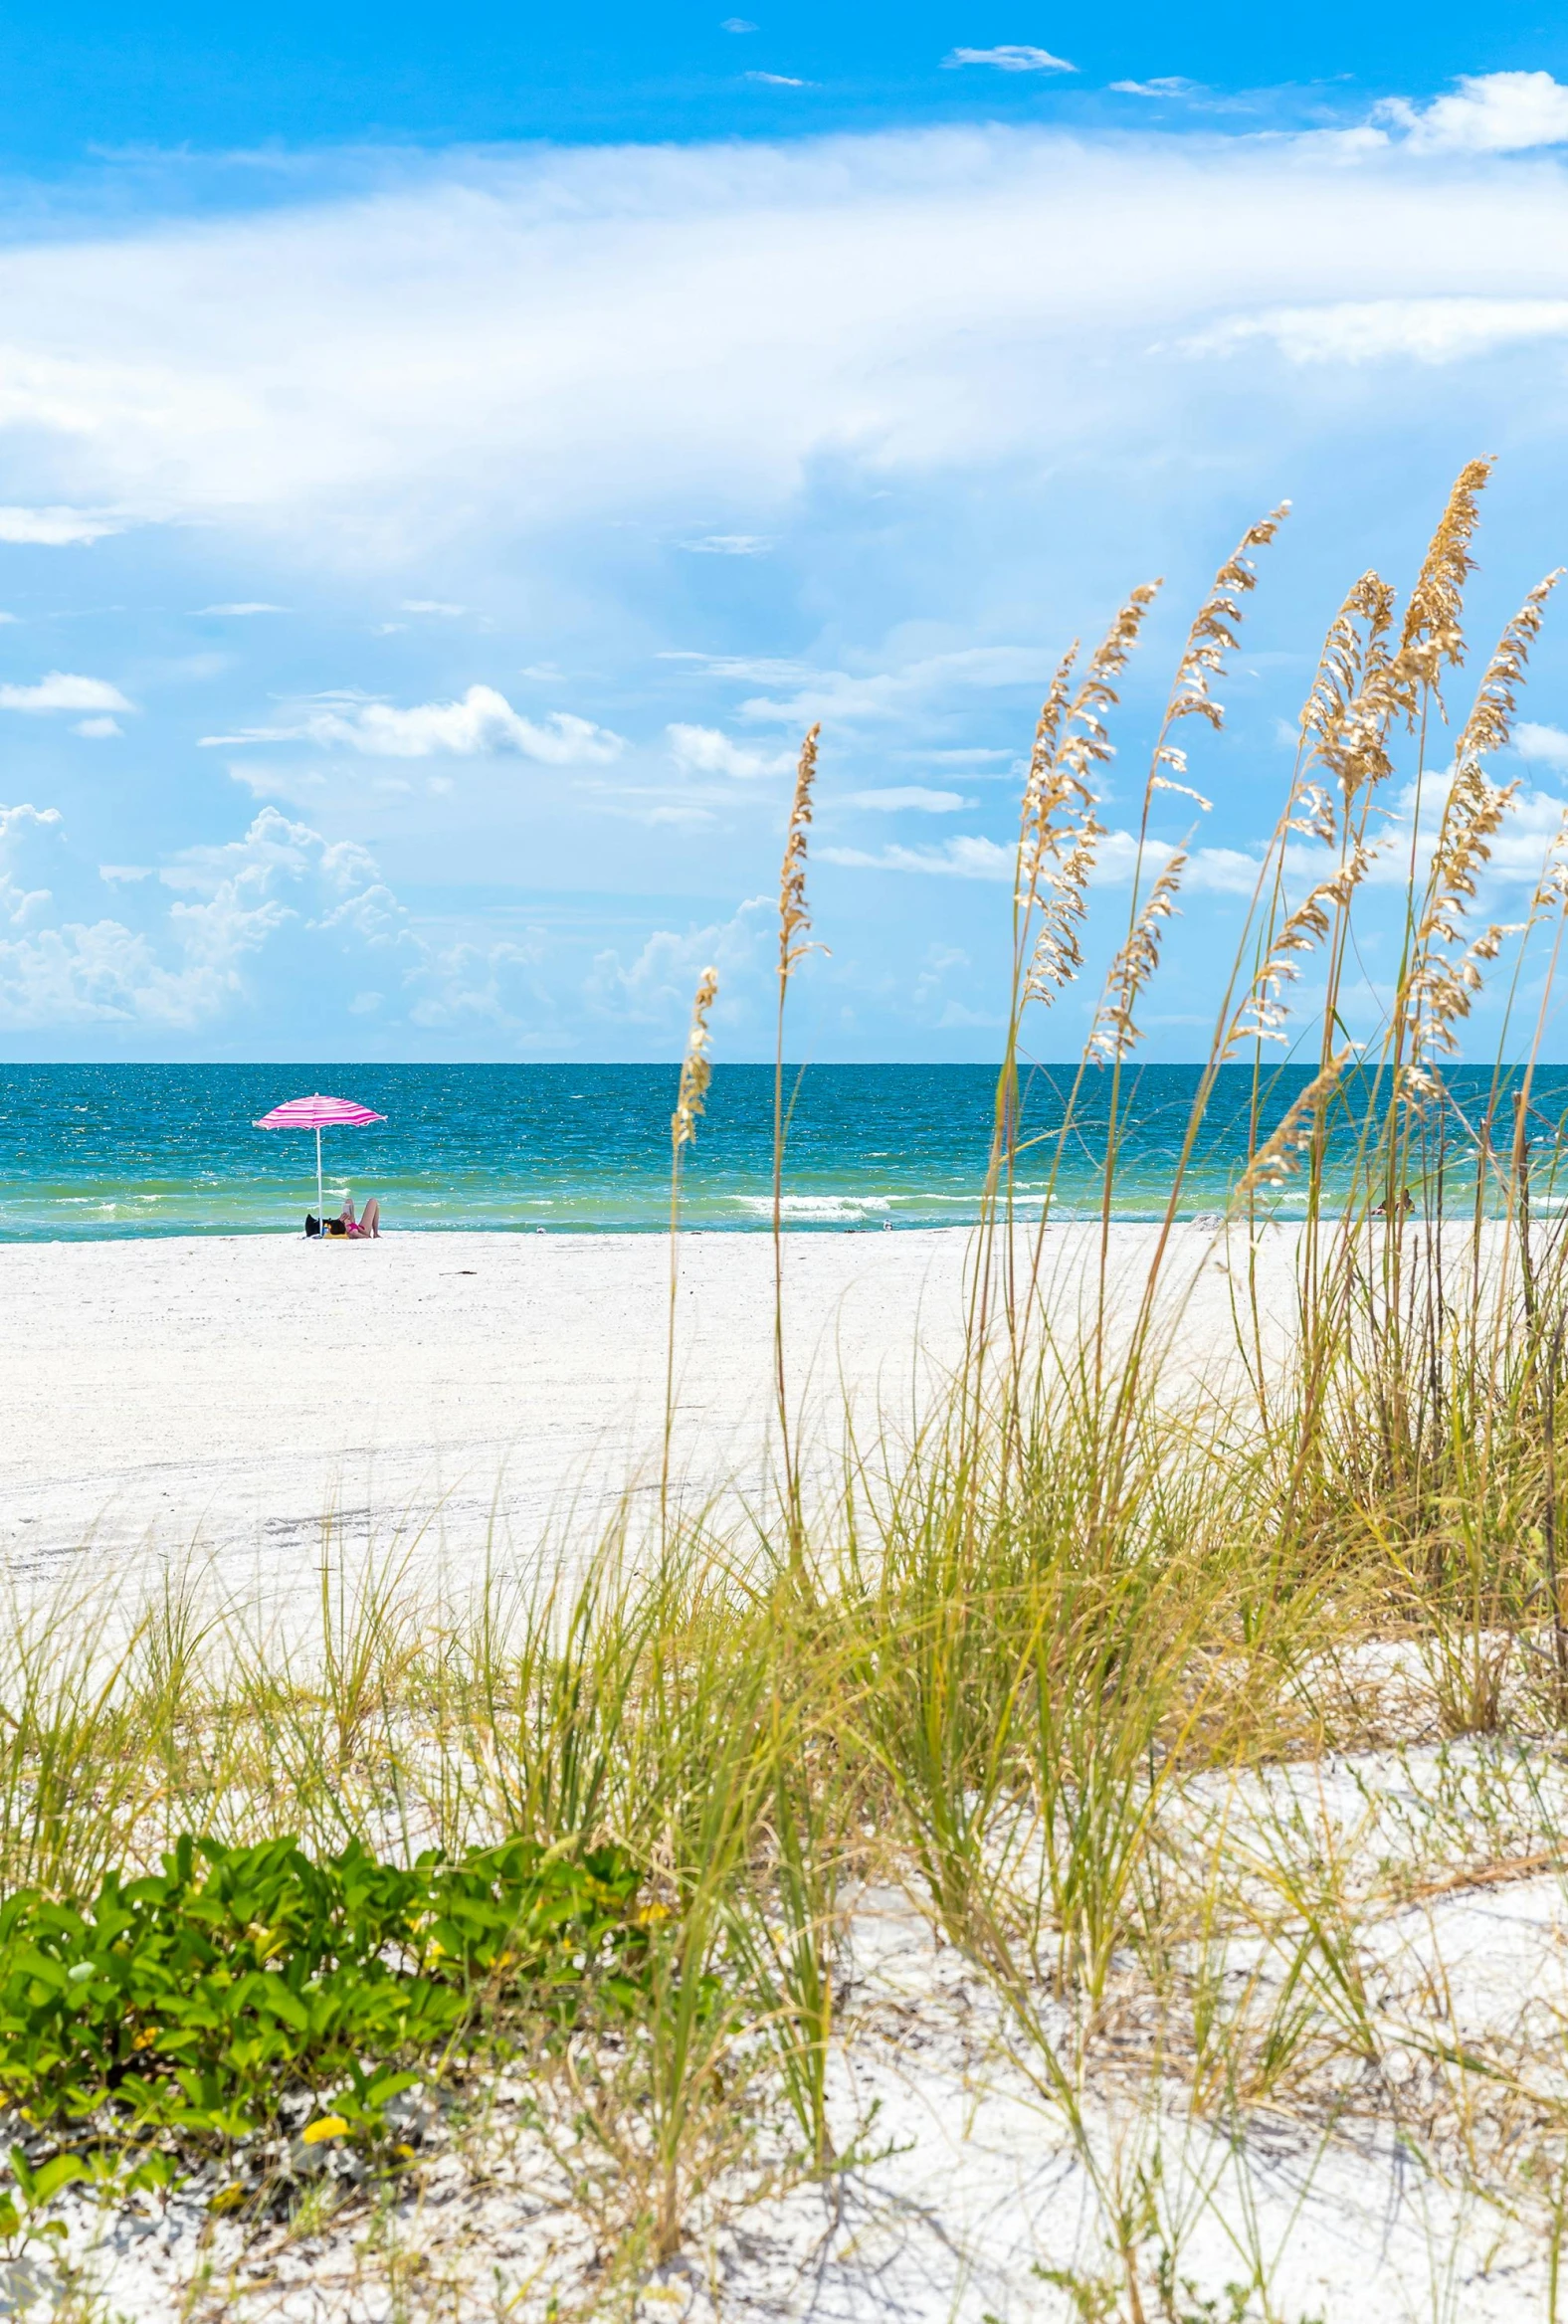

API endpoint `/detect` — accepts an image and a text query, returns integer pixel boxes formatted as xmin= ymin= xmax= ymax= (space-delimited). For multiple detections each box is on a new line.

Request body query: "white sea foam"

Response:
xmin=733 ymin=1194 xmax=892 ymax=1219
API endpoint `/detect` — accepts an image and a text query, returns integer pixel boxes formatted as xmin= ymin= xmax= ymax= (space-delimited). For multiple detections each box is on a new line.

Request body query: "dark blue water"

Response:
xmin=0 ymin=1063 xmax=1564 ymax=1240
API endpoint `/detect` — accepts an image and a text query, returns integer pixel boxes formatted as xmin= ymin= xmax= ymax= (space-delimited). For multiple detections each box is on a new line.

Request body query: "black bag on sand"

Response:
xmin=305 ymin=1214 xmax=320 ymax=1238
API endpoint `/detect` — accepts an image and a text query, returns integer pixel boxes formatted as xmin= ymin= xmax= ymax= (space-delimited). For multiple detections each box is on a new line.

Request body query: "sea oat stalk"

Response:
xmin=774 ymin=726 xmax=826 ymax=1550
xmin=1083 ymin=509 xmax=1287 ymax=1405
xmin=664 ymin=966 xmax=718 ymax=1532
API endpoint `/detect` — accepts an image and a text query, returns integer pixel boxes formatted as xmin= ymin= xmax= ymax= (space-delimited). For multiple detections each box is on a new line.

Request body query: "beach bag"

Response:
xmin=305 ymin=1213 xmax=320 ymax=1238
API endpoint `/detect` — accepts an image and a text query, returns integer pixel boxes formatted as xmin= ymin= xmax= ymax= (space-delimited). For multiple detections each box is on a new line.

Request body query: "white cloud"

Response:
xmin=1110 ymin=78 xmax=1198 ymax=97
xmin=0 ymin=115 xmax=1565 ymax=561
xmin=681 ymin=534 xmax=773 ymax=554
xmin=0 ymin=506 xmax=124 ymax=545
xmin=224 ymin=757 xmax=326 ymax=802
xmin=196 ymin=602 xmax=287 ymax=615
xmin=73 ymin=716 xmax=121 ymax=738
xmin=0 ymin=802 xmax=376 ymax=1028
xmin=844 ymin=786 xmax=972 ymax=812
xmin=584 ymin=895 xmax=773 ymax=1026
xmin=1373 ymin=72 xmax=1568 ymax=156
xmin=736 ymin=645 xmax=1054 ymax=725
xmin=721 ymin=16 xmax=758 ymax=29
xmin=159 ymin=806 xmax=381 ymax=900
xmin=0 ymin=673 xmax=133 ymax=714
xmin=746 ymin=72 xmax=806 ymax=87
xmin=1092 ymin=831 xmax=1265 ymax=894
xmin=1192 ymin=297 xmax=1568 ymax=367
xmin=666 ymin=721 xmax=795 ymax=778
xmin=207 ymin=683 xmax=623 ymax=762
xmin=820 ymin=827 xmax=1270 ymax=890
xmin=400 ymin=598 xmax=466 ymax=615
xmin=0 ymin=802 xmax=62 ymax=927
xmin=943 ymin=45 xmax=1076 ymax=73
xmin=1516 ymin=722 xmax=1568 ymax=769
xmin=821 ymin=835 xmax=1013 ymax=878
xmin=644 ymin=802 xmax=717 ymax=827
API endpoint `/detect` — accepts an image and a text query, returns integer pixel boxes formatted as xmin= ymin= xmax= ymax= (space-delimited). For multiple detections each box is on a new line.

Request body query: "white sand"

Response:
xmin=6 ymin=1220 xmax=1561 ymax=2322
xmin=0 ymin=1221 xmax=1292 ymax=1600
xmin=46 ymin=1744 xmax=1568 ymax=2321
xmin=0 ymin=1226 xmax=967 ymax=1596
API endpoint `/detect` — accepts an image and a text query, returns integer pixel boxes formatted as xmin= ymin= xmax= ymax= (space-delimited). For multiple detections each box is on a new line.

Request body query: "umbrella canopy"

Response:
xmin=254 ymin=1094 xmax=385 ymax=1131
xmin=254 ymin=1091 xmax=386 ymax=1230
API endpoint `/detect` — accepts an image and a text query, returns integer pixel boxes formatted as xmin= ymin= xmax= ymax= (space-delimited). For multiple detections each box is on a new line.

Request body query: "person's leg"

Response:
xmin=361 ymin=1196 xmax=380 ymax=1238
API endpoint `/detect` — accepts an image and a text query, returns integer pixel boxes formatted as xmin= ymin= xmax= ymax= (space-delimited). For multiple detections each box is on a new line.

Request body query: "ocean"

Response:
xmin=0 ymin=1062 xmax=1564 ymax=1241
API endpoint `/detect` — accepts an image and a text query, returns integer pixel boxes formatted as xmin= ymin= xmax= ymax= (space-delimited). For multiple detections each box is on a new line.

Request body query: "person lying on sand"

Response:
xmin=340 ymin=1196 xmax=381 ymax=1239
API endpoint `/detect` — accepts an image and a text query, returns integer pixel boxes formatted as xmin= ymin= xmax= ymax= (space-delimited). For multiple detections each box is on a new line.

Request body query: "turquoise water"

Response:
xmin=0 ymin=1063 xmax=1566 ymax=1241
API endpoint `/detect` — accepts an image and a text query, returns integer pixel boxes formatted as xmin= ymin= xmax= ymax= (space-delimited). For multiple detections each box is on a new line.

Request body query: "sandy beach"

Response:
xmin=0 ymin=1220 xmax=1293 ymax=1600
xmin=0 ymin=1226 xmax=966 ymax=1596
xmin=7 ymin=1220 xmax=1566 ymax=2322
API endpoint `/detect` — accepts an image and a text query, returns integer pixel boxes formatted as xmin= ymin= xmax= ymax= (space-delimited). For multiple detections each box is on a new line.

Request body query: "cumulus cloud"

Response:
xmin=207 ymin=684 xmax=623 ymax=762
xmin=1516 ymin=722 xmax=1568 ymax=769
xmin=73 ymin=716 xmax=121 ymax=739
xmin=0 ymin=673 xmax=133 ymax=714
xmin=943 ymin=45 xmax=1075 ymax=72
xmin=0 ymin=798 xmax=538 ymax=1033
xmin=584 ymin=895 xmax=773 ymax=1027
xmin=0 ymin=803 xmax=338 ymax=1026
xmin=0 ymin=802 xmax=62 ymax=927
xmin=1373 ymin=72 xmax=1568 ymax=156
xmin=1093 ymin=831 xmax=1265 ymax=894
xmin=159 ymin=806 xmax=380 ymax=901
xmin=666 ymin=722 xmax=794 ymax=778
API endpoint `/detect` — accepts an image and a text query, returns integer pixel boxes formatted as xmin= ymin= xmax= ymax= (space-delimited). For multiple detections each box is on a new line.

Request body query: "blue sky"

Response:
xmin=3 ymin=15 xmax=1568 ymax=1061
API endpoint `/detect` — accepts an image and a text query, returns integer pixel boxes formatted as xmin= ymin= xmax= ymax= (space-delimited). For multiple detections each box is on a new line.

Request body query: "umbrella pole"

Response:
xmin=316 ymin=1125 xmax=323 ymax=1227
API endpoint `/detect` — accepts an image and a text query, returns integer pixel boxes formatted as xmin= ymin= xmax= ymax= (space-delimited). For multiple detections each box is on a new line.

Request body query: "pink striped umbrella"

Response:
xmin=254 ymin=1091 xmax=386 ymax=1229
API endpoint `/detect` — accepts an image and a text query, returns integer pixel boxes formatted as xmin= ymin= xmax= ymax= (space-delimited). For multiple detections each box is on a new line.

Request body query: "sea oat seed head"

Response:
xmin=1398 ymin=458 xmax=1493 ymax=700
xmin=1164 ymin=504 xmax=1288 ymax=736
xmin=672 ymin=965 xmax=719 ymax=1153
xmin=779 ymin=724 xmax=828 ymax=986
xmin=1237 ymin=1051 xmax=1349 ymax=1192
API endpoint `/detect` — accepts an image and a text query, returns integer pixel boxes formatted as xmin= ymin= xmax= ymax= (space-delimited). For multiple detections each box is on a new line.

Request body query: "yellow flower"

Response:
xmin=301 ymin=2115 xmax=349 ymax=2145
